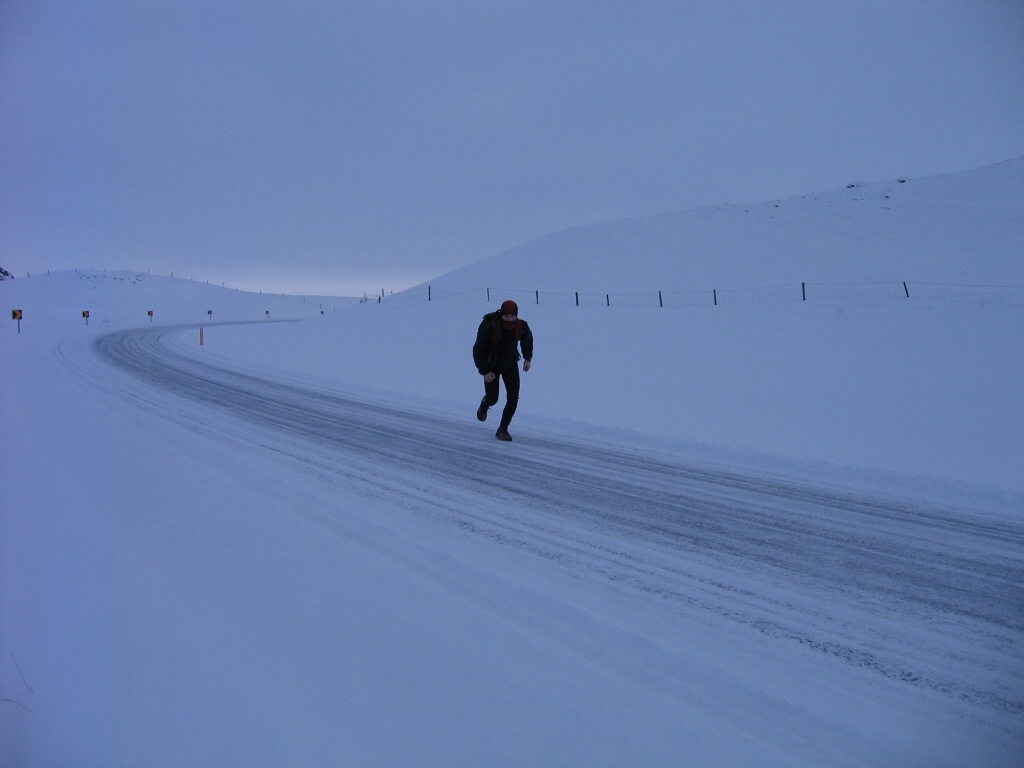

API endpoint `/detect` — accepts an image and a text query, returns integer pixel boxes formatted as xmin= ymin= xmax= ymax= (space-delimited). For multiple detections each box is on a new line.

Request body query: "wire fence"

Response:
xmin=372 ymin=281 xmax=1024 ymax=309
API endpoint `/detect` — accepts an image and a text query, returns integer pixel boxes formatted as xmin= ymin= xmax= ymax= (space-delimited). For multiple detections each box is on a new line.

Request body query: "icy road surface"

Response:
xmin=83 ymin=324 xmax=1024 ymax=748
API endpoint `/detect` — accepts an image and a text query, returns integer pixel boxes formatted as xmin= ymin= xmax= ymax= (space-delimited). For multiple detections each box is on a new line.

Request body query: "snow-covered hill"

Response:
xmin=423 ymin=158 xmax=1024 ymax=292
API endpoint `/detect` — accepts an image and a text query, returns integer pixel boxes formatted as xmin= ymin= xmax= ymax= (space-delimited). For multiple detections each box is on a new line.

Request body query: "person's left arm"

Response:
xmin=520 ymin=320 xmax=534 ymax=371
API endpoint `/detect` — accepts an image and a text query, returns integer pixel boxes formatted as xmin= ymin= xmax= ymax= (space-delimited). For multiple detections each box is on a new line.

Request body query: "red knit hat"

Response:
xmin=501 ymin=300 xmax=518 ymax=316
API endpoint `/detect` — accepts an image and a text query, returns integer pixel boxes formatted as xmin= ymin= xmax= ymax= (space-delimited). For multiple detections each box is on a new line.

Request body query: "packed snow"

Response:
xmin=2 ymin=161 xmax=1022 ymax=766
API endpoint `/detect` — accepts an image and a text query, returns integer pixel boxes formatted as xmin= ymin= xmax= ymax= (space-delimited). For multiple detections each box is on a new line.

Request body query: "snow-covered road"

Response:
xmin=85 ymin=323 xmax=1024 ymax=730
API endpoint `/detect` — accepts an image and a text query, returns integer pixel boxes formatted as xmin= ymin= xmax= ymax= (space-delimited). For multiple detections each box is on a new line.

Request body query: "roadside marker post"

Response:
xmin=12 ymin=309 xmax=22 ymax=333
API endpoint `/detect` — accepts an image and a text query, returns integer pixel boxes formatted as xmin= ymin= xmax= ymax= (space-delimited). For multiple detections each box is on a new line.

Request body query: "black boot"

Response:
xmin=477 ymin=398 xmax=489 ymax=422
xmin=495 ymin=427 xmax=512 ymax=441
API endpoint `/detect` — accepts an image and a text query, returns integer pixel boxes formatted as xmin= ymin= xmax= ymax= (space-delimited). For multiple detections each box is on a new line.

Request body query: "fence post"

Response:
xmin=575 ymin=292 xmax=579 ymax=306
xmin=713 ymin=289 xmax=717 ymax=306
xmin=487 ymin=288 xmax=490 ymax=302
xmin=606 ymin=294 xmax=610 ymax=307
xmin=903 ymin=281 xmax=910 ymax=298
xmin=536 ymin=290 xmax=539 ymax=305
xmin=659 ymin=290 xmax=663 ymax=308
xmin=802 ymin=282 xmax=806 ymax=301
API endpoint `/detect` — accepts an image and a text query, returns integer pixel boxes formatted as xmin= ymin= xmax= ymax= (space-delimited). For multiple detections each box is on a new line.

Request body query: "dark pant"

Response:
xmin=483 ymin=365 xmax=521 ymax=428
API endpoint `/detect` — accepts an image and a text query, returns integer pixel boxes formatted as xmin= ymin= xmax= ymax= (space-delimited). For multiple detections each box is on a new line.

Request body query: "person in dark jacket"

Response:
xmin=473 ymin=299 xmax=534 ymax=441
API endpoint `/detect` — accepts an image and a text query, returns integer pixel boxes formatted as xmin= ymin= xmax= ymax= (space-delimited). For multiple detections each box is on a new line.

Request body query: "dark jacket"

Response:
xmin=473 ymin=310 xmax=534 ymax=375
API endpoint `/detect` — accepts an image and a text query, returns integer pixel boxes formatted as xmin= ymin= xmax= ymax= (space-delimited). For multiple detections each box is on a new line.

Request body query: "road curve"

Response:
xmin=88 ymin=324 xmax=1024 ymax=718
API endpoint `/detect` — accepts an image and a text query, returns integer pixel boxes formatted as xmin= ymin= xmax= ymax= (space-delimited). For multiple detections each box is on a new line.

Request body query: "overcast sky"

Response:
xmin=2 ymin=0 xmax=1022 ymax=296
